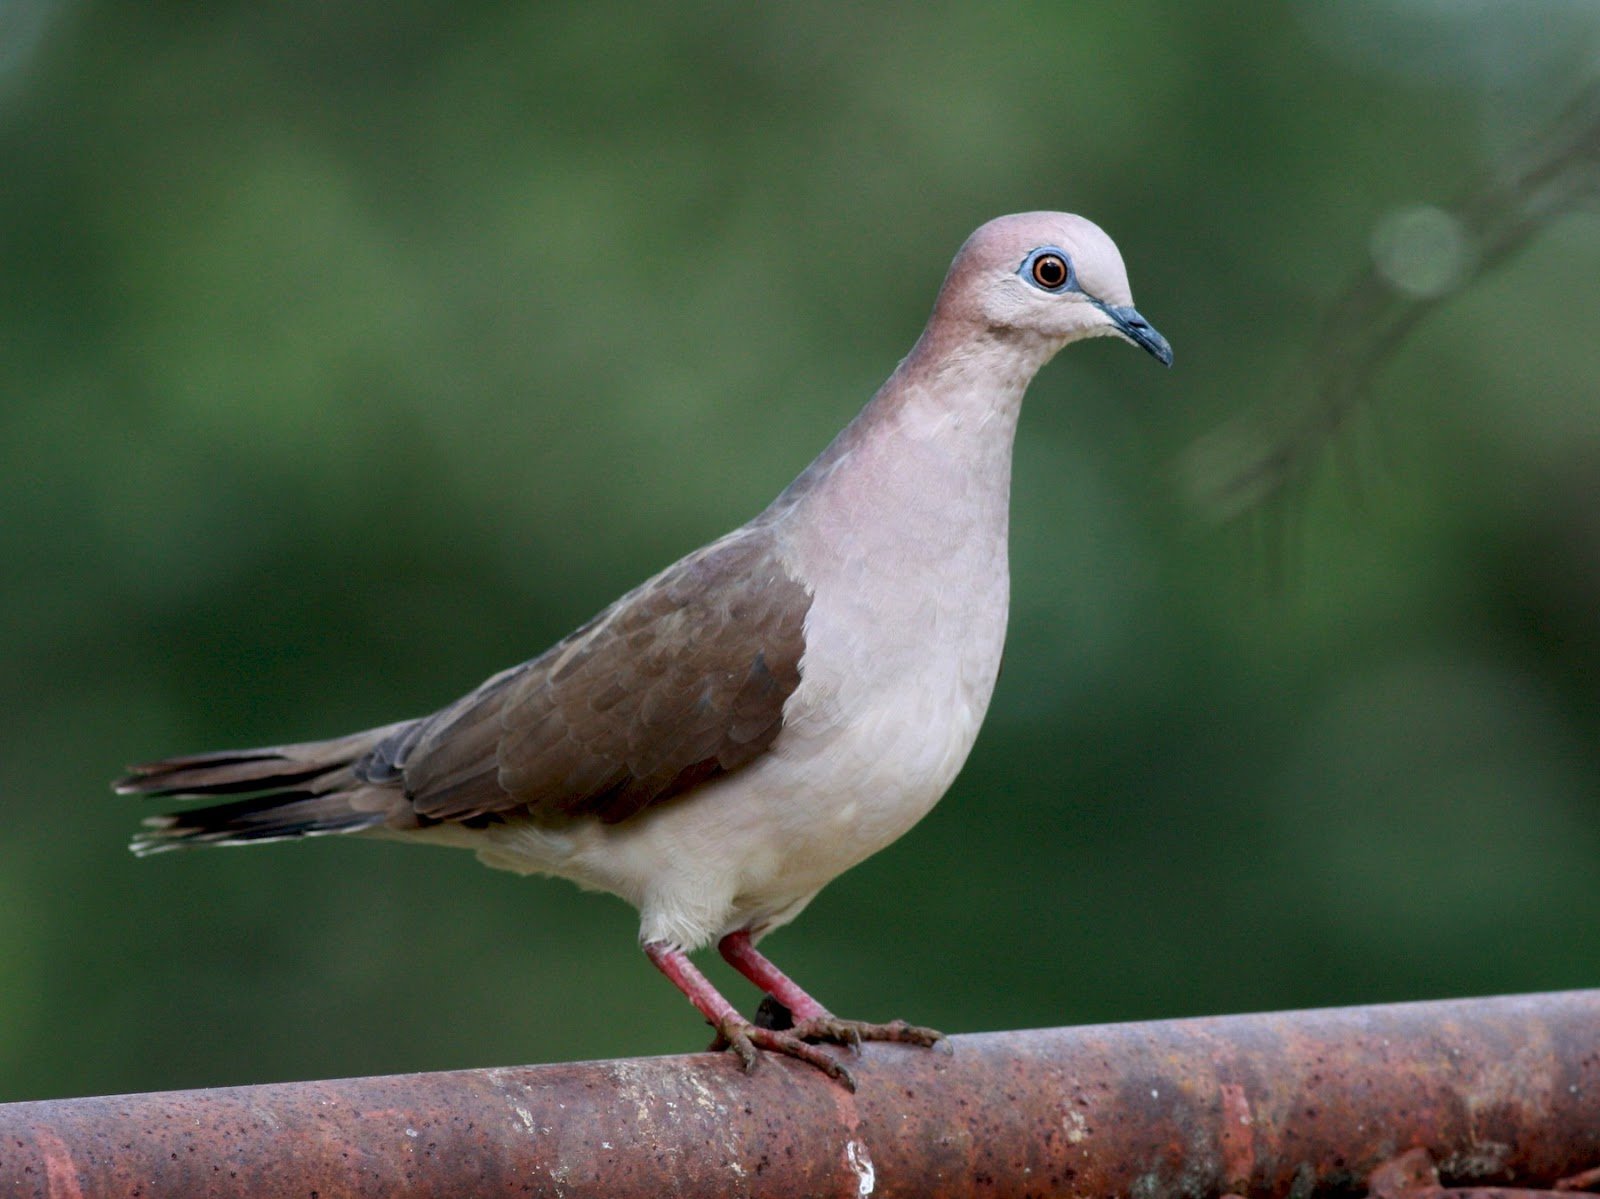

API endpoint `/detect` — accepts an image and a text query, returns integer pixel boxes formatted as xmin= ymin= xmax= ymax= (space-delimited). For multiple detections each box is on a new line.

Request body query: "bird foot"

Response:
xmin=793 ymin=1015 xmax=947 ymax=1051
xmin=712 ymin=1013 xmax=860 ymax=1090
xmin=709 ymin=1010 xmax=947 ymax=1089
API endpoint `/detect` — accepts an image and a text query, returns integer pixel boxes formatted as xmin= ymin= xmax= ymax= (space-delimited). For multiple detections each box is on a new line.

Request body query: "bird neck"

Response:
xmin=880 ymin=323 xmax=1057 ymax=428
xmin=807 ymin=325 xmax=1052 ymax=485
xmin=768 ymin=325 xmax=1053 ymax=562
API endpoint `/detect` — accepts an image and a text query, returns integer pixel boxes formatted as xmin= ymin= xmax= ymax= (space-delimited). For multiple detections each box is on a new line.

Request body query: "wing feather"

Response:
xmin=364 ymin=526 xmax=810 ymax=827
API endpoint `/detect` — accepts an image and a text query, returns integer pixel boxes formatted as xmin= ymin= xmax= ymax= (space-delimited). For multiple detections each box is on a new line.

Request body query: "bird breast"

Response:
xmin=766 ymin=399 xmax=1017 ymax=862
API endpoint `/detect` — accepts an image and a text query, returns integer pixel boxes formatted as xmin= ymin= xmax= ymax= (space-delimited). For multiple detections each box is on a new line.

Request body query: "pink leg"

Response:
xmin=716 ymin=929 xmax=947 ymax=1056
xmin=643 ymin=940 xmax=740 ymax=1025
xmin=642 ymin=940 xmax=858 ymax=1088
xmin=717 ymin=930 xmax=830 ymax=1023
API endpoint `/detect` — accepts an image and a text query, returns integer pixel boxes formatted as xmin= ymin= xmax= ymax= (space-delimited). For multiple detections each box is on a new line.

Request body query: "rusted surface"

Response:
xmin=1363 ymin=1147 xmax=1600 ymax=1199
xmin=1556 ymin=1164 xmax=1600 ymax=1191
xmin=1 ymin=989 xmax=1597 ymax=1198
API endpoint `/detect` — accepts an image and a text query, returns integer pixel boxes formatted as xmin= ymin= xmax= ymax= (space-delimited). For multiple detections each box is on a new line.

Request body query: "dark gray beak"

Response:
xmin=1101 ymin=303 xmax=1173 ymax=367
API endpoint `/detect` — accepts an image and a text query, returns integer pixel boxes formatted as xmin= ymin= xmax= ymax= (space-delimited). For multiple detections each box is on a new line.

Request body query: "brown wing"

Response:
xmin=360 ymin=526 xmax=811 ymax=826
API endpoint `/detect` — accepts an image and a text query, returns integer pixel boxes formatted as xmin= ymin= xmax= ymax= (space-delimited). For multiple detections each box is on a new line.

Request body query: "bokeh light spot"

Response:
xmin=1370 ymin=204 xmax=1471 ymax=298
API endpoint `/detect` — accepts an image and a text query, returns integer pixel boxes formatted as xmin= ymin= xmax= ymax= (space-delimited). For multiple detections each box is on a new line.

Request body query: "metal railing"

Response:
xmin=2 ymin=989 xmax=1597 ymax=1198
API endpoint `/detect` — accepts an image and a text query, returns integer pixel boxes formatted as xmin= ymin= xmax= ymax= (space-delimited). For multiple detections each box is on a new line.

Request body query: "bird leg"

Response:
xmin=716 ymin=929 xmax=946 ymax=1053
xmin=716 ymin=929 xmax=829 ymax=1021
xmin=642 ymin=939 xmax=859 ymax=1089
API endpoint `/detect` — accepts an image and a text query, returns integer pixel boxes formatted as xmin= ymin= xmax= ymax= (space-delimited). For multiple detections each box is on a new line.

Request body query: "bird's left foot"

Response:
xmin=710 ymin=1002 xmax=947 ymax=1088
xmin=787 ymin=1015 xmax=947 ymax=1052
xmin=712 ymin=1014 xmax=861 ymax=1089
xmin=747 ymin=993 xmax=945 ymax=1050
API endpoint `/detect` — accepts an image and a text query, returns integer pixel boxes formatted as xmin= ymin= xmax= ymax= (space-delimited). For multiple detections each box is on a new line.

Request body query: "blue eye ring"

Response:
xmin=1020 ymin=247 xmax=1075 ymax=293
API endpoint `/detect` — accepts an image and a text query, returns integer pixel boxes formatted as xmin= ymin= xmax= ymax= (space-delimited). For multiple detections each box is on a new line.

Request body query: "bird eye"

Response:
xmin=1028 ymin=251 xmax=1071 ymax=291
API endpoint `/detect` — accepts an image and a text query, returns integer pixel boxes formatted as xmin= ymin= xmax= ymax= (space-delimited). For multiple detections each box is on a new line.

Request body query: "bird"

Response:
xmin=117 ymin=211 xmax=1171 ymax=1089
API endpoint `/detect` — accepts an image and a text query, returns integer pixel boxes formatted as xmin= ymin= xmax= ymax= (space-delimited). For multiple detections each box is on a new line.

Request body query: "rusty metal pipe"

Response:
xmin=2 ymin=990 xmax=1597 ymax=1198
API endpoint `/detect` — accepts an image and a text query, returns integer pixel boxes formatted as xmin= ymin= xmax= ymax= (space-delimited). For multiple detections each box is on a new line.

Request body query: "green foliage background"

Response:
xmin=3 ymin=2 xmax=1599 ymax=1101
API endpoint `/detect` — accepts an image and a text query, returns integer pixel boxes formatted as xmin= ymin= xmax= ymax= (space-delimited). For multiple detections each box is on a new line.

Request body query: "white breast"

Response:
xmin=471 ymin=363 xmax=1026 ymax=951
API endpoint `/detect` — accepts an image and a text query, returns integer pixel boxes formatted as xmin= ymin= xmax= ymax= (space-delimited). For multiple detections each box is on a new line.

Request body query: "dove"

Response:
xmin=119 ymin=211 xmax=1171 ymax=1088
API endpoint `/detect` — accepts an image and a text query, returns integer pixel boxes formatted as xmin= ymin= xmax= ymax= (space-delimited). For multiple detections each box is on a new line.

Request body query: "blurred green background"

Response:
xmin=3 ymin=2 xmax=1599 ymax=1103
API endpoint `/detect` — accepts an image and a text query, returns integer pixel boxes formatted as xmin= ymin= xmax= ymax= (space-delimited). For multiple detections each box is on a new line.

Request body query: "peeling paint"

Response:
xmin=846 ymin=1139 xmax=876 ymax=1196
xmin=1064 ymin=1107 xmax=1090 ymax=1144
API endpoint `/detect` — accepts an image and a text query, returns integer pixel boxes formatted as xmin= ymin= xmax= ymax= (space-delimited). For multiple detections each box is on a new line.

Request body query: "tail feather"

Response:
xmin=120 ymin=722 xmax=412 ymax=855
xmin=115 ymin=750 xmax=344 ymax=798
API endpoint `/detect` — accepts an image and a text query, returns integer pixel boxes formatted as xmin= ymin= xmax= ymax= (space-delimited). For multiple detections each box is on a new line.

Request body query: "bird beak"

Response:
xmin=1099 ymin=303 xmax=1173 ymax=368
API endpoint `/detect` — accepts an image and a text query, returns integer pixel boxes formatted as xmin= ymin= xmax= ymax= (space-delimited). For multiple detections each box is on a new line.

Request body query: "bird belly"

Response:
xmin=463 ymin=632 xmax=996 ymax=951
xmin=467 ymin=531 xmax=1008 ymax=951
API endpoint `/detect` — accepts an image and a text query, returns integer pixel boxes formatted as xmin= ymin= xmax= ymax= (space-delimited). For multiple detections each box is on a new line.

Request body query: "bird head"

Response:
xmin=937 ymin=211 xmax=1172 ymax=366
